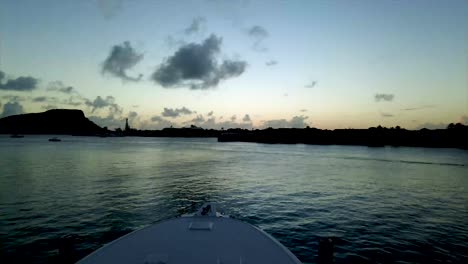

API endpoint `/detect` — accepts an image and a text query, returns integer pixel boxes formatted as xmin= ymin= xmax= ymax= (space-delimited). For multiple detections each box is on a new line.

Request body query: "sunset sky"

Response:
xmin=0 ymin=0 xmax=467 ymax=130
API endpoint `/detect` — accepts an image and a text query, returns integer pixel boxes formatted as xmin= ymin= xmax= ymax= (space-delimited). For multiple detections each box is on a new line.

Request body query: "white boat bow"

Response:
xmin=78 ymin=203 xmax=302 ymax=264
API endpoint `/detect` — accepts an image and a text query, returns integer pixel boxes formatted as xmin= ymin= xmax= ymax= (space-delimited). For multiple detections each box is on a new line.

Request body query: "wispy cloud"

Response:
xmin=247 ymin=25 xmax=269 ymax=52
xmin=47 ymin=81 xmax=76 ymax=94
xmin=265 ymin=60 xmax=277 ymax=66
xmin=185 ymin=16 xmax=206 ymax=35
xmin=85 ymin=96 xmax=122 ymax=114
xmin=401 ymin=105 xmax=436 ymax=111
xmin=304 ymin=81 xmax=317 ymax=88
xmin=381 ymin=112 xmax=394 ymax=117
xmin=375 ymin=93 xmax=394 ymax=102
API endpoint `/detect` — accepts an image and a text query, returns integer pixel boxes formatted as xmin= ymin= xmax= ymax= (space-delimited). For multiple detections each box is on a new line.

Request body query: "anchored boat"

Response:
xmin=78 ymin=203 xmax=303 ymax=264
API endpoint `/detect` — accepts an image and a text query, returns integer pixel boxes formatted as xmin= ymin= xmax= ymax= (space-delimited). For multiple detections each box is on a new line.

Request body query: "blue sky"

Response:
xmin=0 ymin=0 xmax=467 ymax=129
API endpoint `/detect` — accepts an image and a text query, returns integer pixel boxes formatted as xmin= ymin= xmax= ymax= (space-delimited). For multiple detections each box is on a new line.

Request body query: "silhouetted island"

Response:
xmin=1 ymin=109 xmax=466 ymax=149
xmin=0 ymin=109 xmax=104 ymax=135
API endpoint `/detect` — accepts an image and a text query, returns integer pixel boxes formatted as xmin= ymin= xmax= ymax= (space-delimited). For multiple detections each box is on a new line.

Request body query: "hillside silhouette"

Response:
xmin=0 ymin=109 xmax=104 ymax=135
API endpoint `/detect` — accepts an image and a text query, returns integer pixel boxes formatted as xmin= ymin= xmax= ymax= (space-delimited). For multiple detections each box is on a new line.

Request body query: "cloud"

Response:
xmin=186 ymin=114 xmax=253 ymax=129
xmin=300 ymin=109 xmax=307 ymax=112
xmin=305 ymin=81 xmax=317 ymax=88
xmin=247 ymin=25 xmax=269 ymax=52
xmin=89 ymin=114 xmax=125 ymax=129
xmin=41 ymin=104 xmax=57 ymax=110
xmin=207 ymin=111 xmax=214 ymax=116
xmin=401 ymin=105 xmax=436 ymax=111
xmin=242 ymin=114 xmax=251 ymax=122
xmin=416 ymin=122 xmax=448 ymax=130
xmin=381 ymin=112 xmax=394 ymax=117
xmin=62 ymin=96 xmax=83 ymax=106
xmin=230 ymin=115 xmax=237 ymax=122
xmin=152 ymin=34 xmax=247 ymax=89
xmin=32 ymin=96 xmax=48 ymax=102
xmin=191 ymin=114 xmax=205 ymax=123
xmin=102 ymin=41 xmax=143 ymax=81
xmin=150 ymin=115 xmax=173 ymax=129
xmin=97 ymin=0 xmax=123 ymax=19
xmin=375 ymin=93 xmax=394 ymax=102
xmin=85 ymin=96 xmax=122 ymax=114
xmin=161 ymin=107 xmax=193 ymax=118
xmin=265 ymin=60 xmax=277 ymax=66
xmin=1 ymin=101 xmax=24 ymax=118
xmin=165 ymin=35 xmax=187 ymax=48
xmin=263 ymin=116 xmax=309 ymax=128
xmin=461 ymin=115 xmax=468 ymax=125
xmin=0 ymin=71 xmax=39 ymax=91
xmin=185 ymin=16 xmax=206 ymax=34
xmin=47 ymin=81 xmax=75 ymax=94
xmin=128 ymin=111 xmax=138 ymax=119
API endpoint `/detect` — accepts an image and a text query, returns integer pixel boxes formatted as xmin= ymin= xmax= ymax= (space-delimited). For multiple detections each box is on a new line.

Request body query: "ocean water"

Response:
xmin=1 ymin=135 xmax=467 ymax=263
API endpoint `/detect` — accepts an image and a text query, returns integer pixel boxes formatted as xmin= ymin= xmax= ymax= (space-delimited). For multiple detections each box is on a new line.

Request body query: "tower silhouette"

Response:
xmin=125 ymin=118 xmax=130 ymax=132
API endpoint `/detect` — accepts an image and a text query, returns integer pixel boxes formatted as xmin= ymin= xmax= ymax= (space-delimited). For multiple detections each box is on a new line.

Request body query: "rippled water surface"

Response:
xmin=1 ymin=136 xmax=467 ymax=263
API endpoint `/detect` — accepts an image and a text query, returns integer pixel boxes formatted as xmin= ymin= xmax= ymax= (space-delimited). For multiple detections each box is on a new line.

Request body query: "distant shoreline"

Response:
xmin=1 ymin=109 xmax=467 ymax=149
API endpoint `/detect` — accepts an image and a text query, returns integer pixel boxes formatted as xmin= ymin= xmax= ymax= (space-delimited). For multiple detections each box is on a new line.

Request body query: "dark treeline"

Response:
xmin=1 ymin=109 xmax=467 ymax=149
xmin=217 ymin=124 xmax=468 ymax=149
xmin=114 ymin=123 xmax=468 ymax=149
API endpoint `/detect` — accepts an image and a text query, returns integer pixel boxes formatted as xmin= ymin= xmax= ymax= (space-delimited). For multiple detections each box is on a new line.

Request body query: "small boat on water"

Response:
xmin=78 ymin=203 xmax=303 ymax=264
xmin=48 ymin=137 xmax=61 ymax=142
xmin=10 ymin=134 xmax=24 ymax=138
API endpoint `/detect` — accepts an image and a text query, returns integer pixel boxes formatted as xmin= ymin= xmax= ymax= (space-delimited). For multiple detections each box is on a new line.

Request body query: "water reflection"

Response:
xmin=0 ymin=136 xmax=467 ymax=263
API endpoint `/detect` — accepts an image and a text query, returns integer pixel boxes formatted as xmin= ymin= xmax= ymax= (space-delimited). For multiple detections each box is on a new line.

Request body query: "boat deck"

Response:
xmin=78 ymin=216 xmax=302 ymax=264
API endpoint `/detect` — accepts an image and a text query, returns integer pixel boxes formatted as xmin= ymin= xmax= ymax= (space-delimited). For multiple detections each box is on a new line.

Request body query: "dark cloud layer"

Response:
xmin=0 ymin=71 xmax=38 ymax=91
xmin=102 ymin=41 xmax=143 ymax=81
xmin=152 ymin=34 xmax=247 ymax=89
xmin=0 ymin=101 xmax=24 ymax=118
xmin=375 ymin=93 xmax=394 ymax=102
xmin=161 ymin=107 xmax=193 ymax=118
xmin=185 ymin=17 xmax=206 ymax=34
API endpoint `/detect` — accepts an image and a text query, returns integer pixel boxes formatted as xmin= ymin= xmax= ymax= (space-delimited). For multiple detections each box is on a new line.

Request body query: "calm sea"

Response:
xmin=1 ymin=135 xmax=467 ymax=263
